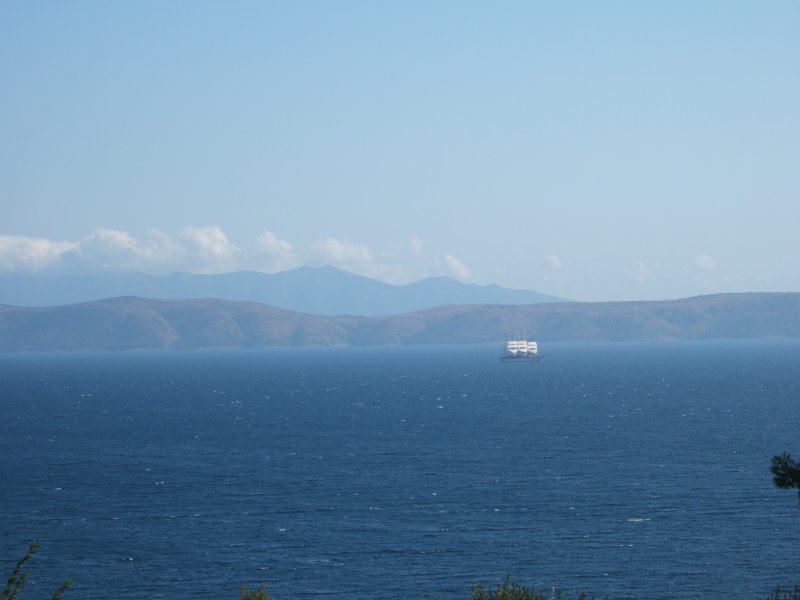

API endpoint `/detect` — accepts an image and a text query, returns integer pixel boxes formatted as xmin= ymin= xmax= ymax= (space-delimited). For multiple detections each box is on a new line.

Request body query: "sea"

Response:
xmin=1 ymin=340 xmax=798 ymax=600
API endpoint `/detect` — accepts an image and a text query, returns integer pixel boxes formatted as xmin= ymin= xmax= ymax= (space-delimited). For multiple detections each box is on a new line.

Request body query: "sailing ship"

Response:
xmin=500 ymin=335 xmax=542 ymax=361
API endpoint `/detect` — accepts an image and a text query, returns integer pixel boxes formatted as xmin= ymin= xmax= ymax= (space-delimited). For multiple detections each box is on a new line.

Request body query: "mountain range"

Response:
xmin=0 ymin=266 xmax=564 ymax=316
xmin=1 ymin=292 xmax=798 ymax=352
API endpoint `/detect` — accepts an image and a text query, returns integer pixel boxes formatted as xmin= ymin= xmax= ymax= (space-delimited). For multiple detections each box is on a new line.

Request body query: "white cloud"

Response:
xmin=305 ymin=237 xmax=472 ymax=284
xmin=36 ymin=225 xmax=242 ymax=274
xmin=180 ymin=225 xmax=239 ymax=259
xmin=545 ymin=254 xmax=563 ymax=269
xmin=0 ymin=235 xmax=77 ymax=271
xmin=255 ymin=230 xmax=299 ymax=272
xmin=179 ymin=225 xmax=240 ymax=272
xmin=0 ymin=227 xmax=478 ymax=285
xmin=694 ymin=254 xmax=716 ymax=270
xmin=632 ymin=259 xmax=649 ymax=282
xmin=410 ymin=236 xmax=425 ymax=257
xmin=443 ymin=254 xmax=472 ymax=281
xmin=311 ymin=237 xmax=373 ymax=268
xmin=85 ymin=228 xmax=140 ymax=252
xmin=309 ymin=237 xmax=410 ymax=280
xmin=75 ymin=228 xmax=190 ymax=272
xmin=144 ymin=228 xmax=188 ymax=264
xmin=2 ymin=227 xmax=293 ymax=275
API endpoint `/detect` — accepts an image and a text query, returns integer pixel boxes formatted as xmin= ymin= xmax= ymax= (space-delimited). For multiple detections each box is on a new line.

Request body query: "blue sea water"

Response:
xmin=1 ymin=341 xmax=798 ymax=600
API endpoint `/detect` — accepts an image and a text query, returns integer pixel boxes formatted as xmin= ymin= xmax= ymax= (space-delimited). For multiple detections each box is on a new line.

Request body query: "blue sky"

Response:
xmin=1 ymin=2 xmax=798 ymax=301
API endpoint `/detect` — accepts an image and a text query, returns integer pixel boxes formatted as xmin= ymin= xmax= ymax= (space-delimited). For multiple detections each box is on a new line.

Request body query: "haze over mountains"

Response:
xmin=1 ymin=267 xmax=798 ymax=352
xmin=0 ymin=266 xmax=564 ymax=316
xmin=1 ymin=293 xmax=798 ymax=352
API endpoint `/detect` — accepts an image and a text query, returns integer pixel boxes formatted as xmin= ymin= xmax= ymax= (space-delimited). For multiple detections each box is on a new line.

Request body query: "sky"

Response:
xmin=1 ymin=1 xmax=798 ymax=301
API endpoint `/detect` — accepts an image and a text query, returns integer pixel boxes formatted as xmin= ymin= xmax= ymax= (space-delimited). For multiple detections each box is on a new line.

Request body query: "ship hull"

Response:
xmin=499 ymin=354 xmax=543 ymax=361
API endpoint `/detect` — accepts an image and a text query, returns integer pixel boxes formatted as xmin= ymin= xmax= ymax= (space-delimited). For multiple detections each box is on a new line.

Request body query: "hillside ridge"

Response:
xmin=1 ymin=292 xmax=799 ymax=351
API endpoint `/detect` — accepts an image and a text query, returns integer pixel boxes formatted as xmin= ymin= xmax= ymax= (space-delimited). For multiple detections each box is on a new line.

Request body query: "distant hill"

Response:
xmin=0 ymin=266 xmax=564 ymax=316
xmin=1 ymin=292 xmax=798 ymax=352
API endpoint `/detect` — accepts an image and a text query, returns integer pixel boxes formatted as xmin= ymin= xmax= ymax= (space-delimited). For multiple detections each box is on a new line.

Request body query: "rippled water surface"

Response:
xmin=1 ymin=341 xmax=798 ymax=599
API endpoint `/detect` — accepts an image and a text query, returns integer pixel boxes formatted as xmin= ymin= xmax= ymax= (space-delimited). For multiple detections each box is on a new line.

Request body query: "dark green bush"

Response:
xmin=771 ymin=452 xmax=800 ymax=495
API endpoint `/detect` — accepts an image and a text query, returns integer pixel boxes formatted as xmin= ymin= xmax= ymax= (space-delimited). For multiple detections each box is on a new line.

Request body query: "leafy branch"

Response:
xmin=1 ymin=542 xmax=71 ymax=600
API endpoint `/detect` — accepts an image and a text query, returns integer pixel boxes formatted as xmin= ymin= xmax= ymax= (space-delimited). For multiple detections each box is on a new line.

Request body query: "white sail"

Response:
xmin=502 ymin=334 xmax=541 ymax=360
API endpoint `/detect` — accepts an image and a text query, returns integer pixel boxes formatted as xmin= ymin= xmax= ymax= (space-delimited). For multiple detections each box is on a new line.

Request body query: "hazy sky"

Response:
xmin=1 ymin=2 xmax=798 ymax=301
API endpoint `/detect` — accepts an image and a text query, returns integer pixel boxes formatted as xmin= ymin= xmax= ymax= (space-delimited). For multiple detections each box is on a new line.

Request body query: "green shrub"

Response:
xmin=238 ymin=584 xmax=274 ymax=600
xmin=1 ymin=542 xmax=72 ymax=600
xmin=4 ymin=543 xmax=799 ymax=600
xmin=469 ymin=578 xmax=602 ymax=600
xmin=757 ymin=585 xmax=800 ymax=600
xmin=771 ymin=452 xmax=800 ymax=502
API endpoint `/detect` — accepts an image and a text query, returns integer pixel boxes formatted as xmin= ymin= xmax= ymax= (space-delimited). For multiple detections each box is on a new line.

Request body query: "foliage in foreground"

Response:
xmin=1 ymin=542 xmax=72 ymax=600
xmin=233 ymin=580 xmax=800 ymax=600
xmin=771 ymin=452 xmax=800 ymax=491
xmin=470 ymin=578 xmax=602 ymax=600
xmin=239 ymin=584 xmax=274 ymax=600
xmin=4 ymin=543 xmax=800 ymax=600
xmin=757 ymin=585 xmax=800 ymax=600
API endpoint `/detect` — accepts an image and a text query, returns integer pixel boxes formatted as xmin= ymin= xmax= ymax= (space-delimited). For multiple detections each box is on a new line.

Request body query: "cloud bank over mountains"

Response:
xmin=1 ymin=225 xmax=744 ymax=302
xmin=0 ymin=226 xmax=476 ymax=284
